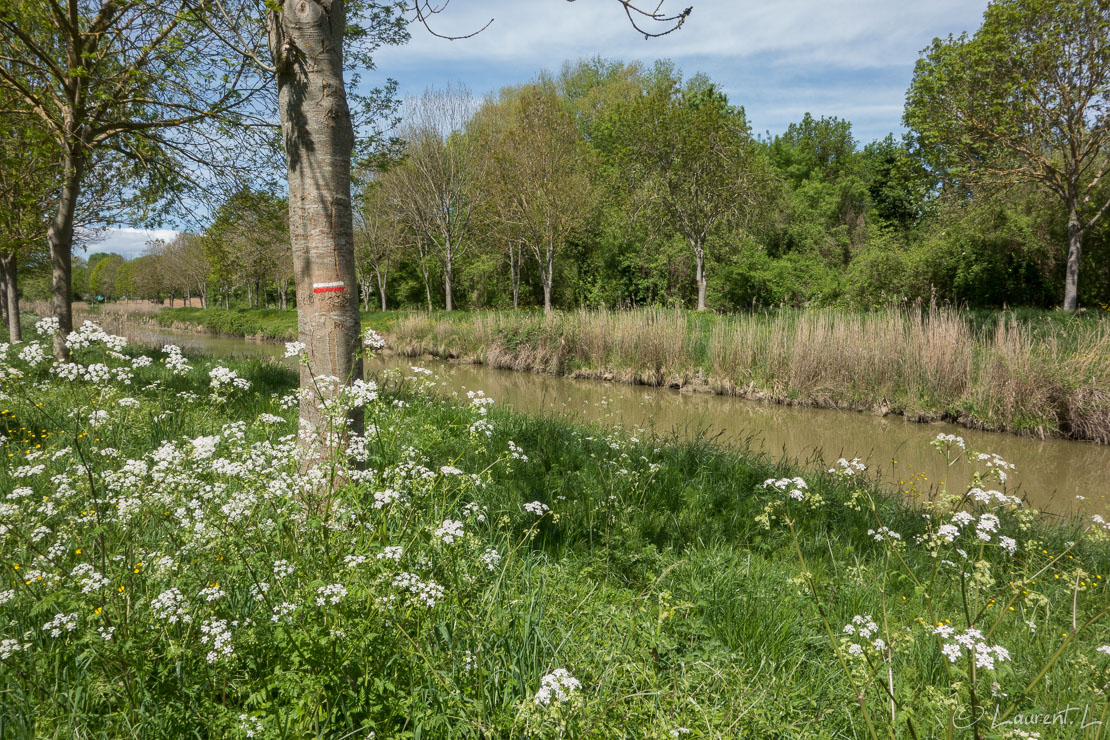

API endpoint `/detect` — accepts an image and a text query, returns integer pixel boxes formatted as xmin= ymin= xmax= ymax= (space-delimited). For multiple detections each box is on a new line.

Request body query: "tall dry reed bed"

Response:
xmin=388 ymin=308 xmax=1110 ymax=443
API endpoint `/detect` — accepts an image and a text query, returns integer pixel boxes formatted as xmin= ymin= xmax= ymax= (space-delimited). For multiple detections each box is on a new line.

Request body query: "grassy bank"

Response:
xmin=388 ymin=307 xmax=1110 ymax=443
xmin=2 ymin=319 xmax=1110 ymax=737
xmin=148 ymin=306 xmax=400 ymax=341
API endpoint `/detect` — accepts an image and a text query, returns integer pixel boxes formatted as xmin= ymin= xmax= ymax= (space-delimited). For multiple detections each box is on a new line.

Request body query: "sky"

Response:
xmin=93 ymin=0 xmax=990 ymax=259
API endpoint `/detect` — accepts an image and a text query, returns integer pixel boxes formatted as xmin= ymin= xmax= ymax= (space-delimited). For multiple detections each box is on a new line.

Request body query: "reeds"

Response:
xmin=388 ymin=307 xmax=1110 ymax=442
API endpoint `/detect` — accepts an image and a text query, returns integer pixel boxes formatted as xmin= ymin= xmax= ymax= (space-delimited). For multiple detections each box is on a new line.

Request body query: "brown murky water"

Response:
xmin=119 ymin=322 xmax=1109 ymax=516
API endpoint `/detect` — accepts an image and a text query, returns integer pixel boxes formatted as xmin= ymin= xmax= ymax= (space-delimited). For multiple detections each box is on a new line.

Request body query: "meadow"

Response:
xmin=1 ymin=318 xmax=1110 ymax=737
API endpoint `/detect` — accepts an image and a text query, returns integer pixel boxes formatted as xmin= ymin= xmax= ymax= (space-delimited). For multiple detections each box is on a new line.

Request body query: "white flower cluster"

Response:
xmin=378 ymin=546 xmax=403 ymax=561
xmin=933 ymin=433 xmax=966 ymax=450
xmin=191 ymin=435 xmax=219 ymax=460
xmin=969 ymin=488 xmax=1021 ymax=507
xmin=70 ymin=564 xmax=110 ymax=594
xmin=42 ymin=612 xmax=79 ymax=638
xmin=434 ymin=519 xmax=465 ymax=545
xmin=363 ymin=328 xmax=387 ymax=351
xmin=467 ymin=390 xmax=494 ymax=414
xmin=973 ymin=452 xmax=1015 ymax=483
xmin=507 ymin=440 xmax=529 ymax=462
xmin=239 ymin=714 xmax=264 ymax=738
xmin=209 ymin=366 xmax=250 ymax=395
xmin=1 ymin=637 xmax=31 ymax=660
xmin=763 ymin=476 xmax=809 ymax=502
xmin=828 ymin=457 xmax=866 ymax=476
xmin=271 ymin=602 xmax=297 ymax=624
xmin=162 ymin=345 xmax=191 ymax=375
xmin=842 ymin=614 xmax=887 ymax=657
xmin=34 ymin=316 xmax=59 ymax=336
xmin=65 ymin=321 xmax=127 ymax=352
xmin=315 ymin=583 xmax=348 ymax=606
xmin=392 ymin=572 xmax=444 ymax=608
xmin=934 ymin=625 xmax=1011 ymax=670
xmin=151 ymin=588 xmax=192 ymax=624
xmin=284 ymin=341 xmax=307 ymax=358
xmin=373 ymin=489 xmax=402 ymax=509
xmin=469 ymin=418 xmax=494 ymax=438
xmin=200 ymin=618 xmax=234 ymax=663
xmin=867 ymin=526 xmax=902 ymax=543
xmin=273 ymin=559 xmax=296 ymax=579
xmin=480 ymin=548 xmax=501 ymax=571
xmin=523 ymin=501 xmax=550 ymax=517
xmin=533 ymin=668 xmax=581 ymax=707
xmin=199 ymin=585 xmax=225 ymax=602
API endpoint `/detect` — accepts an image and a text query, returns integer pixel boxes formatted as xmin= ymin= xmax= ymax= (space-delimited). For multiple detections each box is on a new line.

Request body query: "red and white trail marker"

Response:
xmin=312 ymin=281 xmax=346 ymax=294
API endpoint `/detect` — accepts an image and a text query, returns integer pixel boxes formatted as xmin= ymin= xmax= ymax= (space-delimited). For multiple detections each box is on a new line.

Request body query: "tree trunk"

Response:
xmin=0 ymin=261 xmax=7 ymax=329
xmin=443 ymin=249 xmax=454 ymax=311
xmin=46 ymin=150 xmax=85 ymax=359
xmin=374 ymin=265 xmax=388 ymax=311
xmin=270 ymin=0 xmax=362 ymax=437
xmin=542 ymin=241 xmax=554 ymax=314
xmin=510 ymin=242 xmax=521 ymax=310
xmin=1 ymin=254 xmax=20 ymax=341
xmin=1064 ymin=204 xmax=1082 ymax=312
xmin=694 ymin=240 xmax=707 ymax=311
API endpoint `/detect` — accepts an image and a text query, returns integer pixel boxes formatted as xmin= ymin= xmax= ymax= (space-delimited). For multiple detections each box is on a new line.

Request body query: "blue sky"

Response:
xmin=94 ymin=0 xmax=989 ymax=258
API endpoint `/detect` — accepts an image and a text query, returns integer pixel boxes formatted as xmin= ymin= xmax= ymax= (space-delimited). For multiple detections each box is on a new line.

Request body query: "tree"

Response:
xmin=0 ymin=106 xmax=53 ymax=340
xmin=390 ymin=86 xmax=481 ymax=311
xmin=905 ymin=0 xmax=1110 ymax=311
xmin=491 ymin=82 xmax=593 ymax=313
xmin=354 ymin=169 xmax=403 ymax=311
xmin=0 ymin=1 xmax=264 ymax=357
xmin=621 ymin=69 xmax=765 ymax=310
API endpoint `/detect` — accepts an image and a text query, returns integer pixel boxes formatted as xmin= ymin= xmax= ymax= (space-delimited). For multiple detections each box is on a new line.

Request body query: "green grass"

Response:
xmin=152 ymin=306 xmax=420 ymax=341
xmin=2 ymin=321 xmax=1110 ymax=737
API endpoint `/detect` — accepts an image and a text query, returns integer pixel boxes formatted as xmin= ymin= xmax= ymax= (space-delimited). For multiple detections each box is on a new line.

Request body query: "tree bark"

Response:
xmin=444 ymin=261 xmax=454 ymax=311
xmin=1064 ymin=203 xmax=1082 ymax=312
xmin=375 ymin=266 xmax=387 ymax=311
xmin=542 ymin=237 xmax=554 ymax=314
xmin=0 ymin=260 xmax=7 ymax=329
xmin=1 ymin=254 xmax=20 ymax=341
xmin=509 ymin=242 xmax=521 ymax=310
xmin=694 ymin=240 xmax=707 ymax=311
xmin=270 ymin=0 xmax=362 ymax=436
xmin=46 ymin=150 xmax=85 ymax=358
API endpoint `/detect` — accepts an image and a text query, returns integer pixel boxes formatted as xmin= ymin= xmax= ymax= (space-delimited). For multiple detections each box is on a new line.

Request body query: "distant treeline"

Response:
xmin=20 ymin=42 xmax=1110 ymax=313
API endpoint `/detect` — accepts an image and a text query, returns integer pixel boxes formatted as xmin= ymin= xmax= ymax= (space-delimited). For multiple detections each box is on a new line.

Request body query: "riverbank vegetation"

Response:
xmin=2 ymin=320 xmax=1110 ymax=737
xmin=136 ymin=304 xmax=1110 ymax=444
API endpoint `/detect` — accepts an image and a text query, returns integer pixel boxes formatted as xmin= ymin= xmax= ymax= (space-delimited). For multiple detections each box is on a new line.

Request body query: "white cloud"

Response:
xmin=83 ymin=228 xmax=180 ymax=261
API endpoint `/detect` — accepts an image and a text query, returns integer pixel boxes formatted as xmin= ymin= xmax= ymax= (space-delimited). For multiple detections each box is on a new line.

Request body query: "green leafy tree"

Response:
xmin=0 ymin=0 xmax=265 ymax=357
xmin=489 ymin=82 xmax=594 ymax=313
xmin=905 ymin=0 xmax=1110 ymax=310
xmin=620 ymin=68 xmax=767 ymax=310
